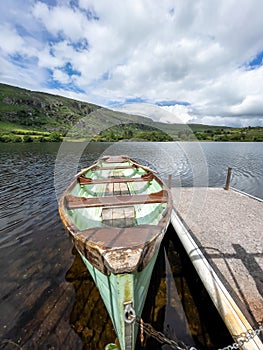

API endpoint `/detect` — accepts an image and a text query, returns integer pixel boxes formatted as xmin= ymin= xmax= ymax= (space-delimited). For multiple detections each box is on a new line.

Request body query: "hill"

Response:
xmin=0 ymin=83 xmax=262 ymax=142
xmin=0 ymin=83 xmax=163 ymax=142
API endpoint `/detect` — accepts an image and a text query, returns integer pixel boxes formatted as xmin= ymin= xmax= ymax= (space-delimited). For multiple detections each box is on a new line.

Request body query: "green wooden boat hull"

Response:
xmin=79 ymin=249 xmax=159 ymax=350
xmin=58 ymin=155 xmax=172 ymax=350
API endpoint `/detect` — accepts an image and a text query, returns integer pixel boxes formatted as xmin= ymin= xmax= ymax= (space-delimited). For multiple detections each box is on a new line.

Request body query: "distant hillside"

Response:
xmin=0 ymin=83 xmax=98 ymax=132
xmin=0 ymin=83 xmax=262 ymax=142
xmin=0 ymin=83 xmax=160 ymax=141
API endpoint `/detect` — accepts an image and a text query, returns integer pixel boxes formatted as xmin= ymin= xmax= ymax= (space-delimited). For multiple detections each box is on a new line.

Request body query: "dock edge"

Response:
xmin=171 ymin=209 xmax=263 ymax=350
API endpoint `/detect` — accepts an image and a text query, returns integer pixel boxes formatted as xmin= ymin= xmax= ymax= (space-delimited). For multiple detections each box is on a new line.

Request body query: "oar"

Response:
xmin=75 ymin=162 xmax=99 ymax=178
xmin=129 ymin=159 xmax=157 ymax=173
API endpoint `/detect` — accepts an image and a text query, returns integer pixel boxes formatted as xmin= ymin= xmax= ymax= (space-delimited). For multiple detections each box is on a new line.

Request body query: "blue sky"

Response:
xmin=1 ymin=0 xmax=263 ymax=126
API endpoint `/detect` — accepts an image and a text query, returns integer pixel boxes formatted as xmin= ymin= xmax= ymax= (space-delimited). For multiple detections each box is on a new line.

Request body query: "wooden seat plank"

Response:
xmin=95 ymin=165 xmax=137 ymax=171
xmin=78 ymin=173 xmax=153 ymax=185
xmin=100 ymin=155 xmax=128 ymax=163
xmin=65 ymin=190 xmax=167 ymax=209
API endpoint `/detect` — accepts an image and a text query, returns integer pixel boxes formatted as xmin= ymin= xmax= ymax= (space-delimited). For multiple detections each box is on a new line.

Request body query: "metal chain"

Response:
xmin=136 ymin=317 xmax=263 ymax=350
xmin=218 ymin=320 xmax=263 ymax=350
xmin=136 ymin=317 xmax=191 ymax=350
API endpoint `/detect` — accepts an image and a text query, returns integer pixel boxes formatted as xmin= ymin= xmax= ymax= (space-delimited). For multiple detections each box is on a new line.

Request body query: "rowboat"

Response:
xmin=58 ymin=155 xmax=172 ymax=350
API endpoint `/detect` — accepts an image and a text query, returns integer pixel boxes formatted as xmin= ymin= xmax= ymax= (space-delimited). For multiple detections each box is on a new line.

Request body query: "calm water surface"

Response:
xmin=0 ymin=142 xmax=262 ymax=349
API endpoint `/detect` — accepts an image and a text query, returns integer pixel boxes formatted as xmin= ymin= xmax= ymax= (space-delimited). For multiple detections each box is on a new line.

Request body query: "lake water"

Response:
xmin=0 ymin=142 xmax=262 ymax=349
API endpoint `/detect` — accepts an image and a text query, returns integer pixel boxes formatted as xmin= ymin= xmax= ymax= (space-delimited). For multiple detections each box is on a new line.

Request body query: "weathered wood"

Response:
xmin=224 ymin=167 xmax=232 ymax=190
xmin=102 ymin=206 xmax=134 ymax=220
xmin=102 ymin=206 xmax=135 ymax=227
xmin=75 ymin=162 xmax=99 ymax=178
xmin=74 ymin=225 xmax=164 ymax=274
xmin=78 ymin=172 xmax=153 ymax=185
xmin=119 ymin=182 xmax=129 ymax=195
xmin=114 ymin=182 xmax=121 ymax=195
xmin=76 ymin=225 xmax=162 ymax=248
xmin=101 ymin=155 xmax=128 ymax=163
xmin=65 ymin=190 xmax=168 ymax=209
xmin=94 ymin=164 xmax=137 ymax=171
xmin=102 ymin=179 xmax=134 ymax=226
xmin=168 ymin=174 xmax=172 ymax=189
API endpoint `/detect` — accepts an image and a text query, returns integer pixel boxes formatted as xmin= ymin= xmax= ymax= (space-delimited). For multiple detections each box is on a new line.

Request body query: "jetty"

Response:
xmin=171 ymin=186 xmax=263 ymax=350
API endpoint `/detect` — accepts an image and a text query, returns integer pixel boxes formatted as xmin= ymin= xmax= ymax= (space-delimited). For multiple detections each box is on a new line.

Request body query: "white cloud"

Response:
xmin=1 ymin=0 xmax=263 ymax=126
xmin=53 ymin=69 xmax=71 ymax=84
xmin=160 ymin=105 xmax=193 ymax=123
xmin=230 ymin=95 xmax=263 ymax=116
xmin=32 ymin=2 xmax=88 ymax=41
xmin=0 ymin=25 xmax=24 ymax=53
xmin=115 ymin=103 xmax=192 ymax=125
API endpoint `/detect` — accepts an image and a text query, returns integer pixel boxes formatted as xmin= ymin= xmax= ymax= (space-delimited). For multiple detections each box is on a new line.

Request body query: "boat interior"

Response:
xmin=66 ymin=159 xmax=168 ymax=230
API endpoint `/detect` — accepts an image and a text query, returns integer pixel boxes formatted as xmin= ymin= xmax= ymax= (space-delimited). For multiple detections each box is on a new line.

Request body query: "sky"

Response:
xmin=1 ymin=0 xmax=263 ymax=127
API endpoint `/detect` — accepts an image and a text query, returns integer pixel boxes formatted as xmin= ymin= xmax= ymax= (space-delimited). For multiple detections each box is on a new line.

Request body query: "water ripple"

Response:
xmin=0 ymin=142 xmax=262 ymax=349
xmin=1 ymin=142 xmax=262 ymax=252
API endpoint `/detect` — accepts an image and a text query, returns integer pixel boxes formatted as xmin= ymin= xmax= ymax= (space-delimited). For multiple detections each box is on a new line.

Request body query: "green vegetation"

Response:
xmin=193 ymin=126 xmax=263 ymax=142
xmin=0 ymin=83 xmax=262 ymax=142
xmin=92 ymin=123 xmax=173 ymax=142
xmin=0 ymin=121 xmax=64 ymax=143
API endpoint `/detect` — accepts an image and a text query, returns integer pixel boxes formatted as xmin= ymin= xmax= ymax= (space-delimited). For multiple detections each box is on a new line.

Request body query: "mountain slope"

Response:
xmin=0 ymin=83 xmax=262 ymax=142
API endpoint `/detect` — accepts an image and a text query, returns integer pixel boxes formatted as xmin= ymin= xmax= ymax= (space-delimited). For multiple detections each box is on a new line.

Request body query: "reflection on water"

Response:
xmin=0 ymin=142 xmax=262 ymax=349
xmin=141 ymin=227 xmax=234 ymax=350
xmin=65 ymin=248 xmax=116 ymax=349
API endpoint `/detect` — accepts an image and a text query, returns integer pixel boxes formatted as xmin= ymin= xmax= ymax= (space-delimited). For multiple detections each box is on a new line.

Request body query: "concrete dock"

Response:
xmin=171 ymin=187 xmax=263 ymax=349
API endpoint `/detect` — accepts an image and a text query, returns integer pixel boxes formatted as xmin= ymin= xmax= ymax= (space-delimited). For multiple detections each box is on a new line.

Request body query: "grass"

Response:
xmin=0 ymin=121 xmax=63 ymax=143
xmin=0 ymin=121 xmax=33 ymax=131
